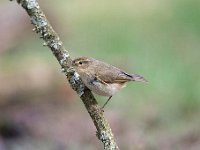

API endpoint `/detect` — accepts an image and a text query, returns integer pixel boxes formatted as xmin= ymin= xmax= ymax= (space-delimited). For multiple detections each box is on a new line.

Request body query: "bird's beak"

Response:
xmin=71 ymin=60 xmax=75 ymax=67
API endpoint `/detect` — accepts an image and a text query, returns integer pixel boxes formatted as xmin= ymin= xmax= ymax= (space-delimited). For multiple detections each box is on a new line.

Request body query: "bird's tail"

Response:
xmin=131 ymin=74 xmax=148 ymax=83
xmin=122 ymin=71 xmax=148 ymax=83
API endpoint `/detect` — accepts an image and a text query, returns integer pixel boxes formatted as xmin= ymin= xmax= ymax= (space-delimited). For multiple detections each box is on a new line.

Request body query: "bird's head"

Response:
xmin=72 ymin=57 xmax=93 ymax=72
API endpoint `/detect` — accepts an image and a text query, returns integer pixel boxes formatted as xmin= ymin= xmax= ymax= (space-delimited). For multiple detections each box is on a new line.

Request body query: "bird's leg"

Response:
xmin=102 ymin=96 xmax=112 ymax=109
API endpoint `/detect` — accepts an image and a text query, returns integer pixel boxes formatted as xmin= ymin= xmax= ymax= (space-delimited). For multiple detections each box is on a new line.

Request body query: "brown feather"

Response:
xmin=92 ymin=60 xmax=133 ymax=84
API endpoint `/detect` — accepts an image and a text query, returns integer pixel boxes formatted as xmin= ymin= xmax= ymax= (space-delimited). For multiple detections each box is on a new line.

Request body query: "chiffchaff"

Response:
xmin=72 ymin=57 xmax=147 ymax=108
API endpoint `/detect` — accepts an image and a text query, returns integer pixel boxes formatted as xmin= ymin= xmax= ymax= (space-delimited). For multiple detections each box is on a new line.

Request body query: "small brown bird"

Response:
xmin=72 ymin=57 xmax=147 ymax=108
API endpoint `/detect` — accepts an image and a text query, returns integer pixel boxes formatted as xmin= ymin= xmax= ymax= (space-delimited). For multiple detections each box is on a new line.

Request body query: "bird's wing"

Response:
xmin=98 ymin=72 xmax=132 ymax=84
xmin=92 ymin=60 xmax=147 ymax=84
xmin=94 ymin=62 xmax=132 ymax=84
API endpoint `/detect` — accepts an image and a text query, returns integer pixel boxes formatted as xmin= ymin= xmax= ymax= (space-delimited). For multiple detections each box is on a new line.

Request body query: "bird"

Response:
xmin=72 ymin=57 xmax=147 ymax=108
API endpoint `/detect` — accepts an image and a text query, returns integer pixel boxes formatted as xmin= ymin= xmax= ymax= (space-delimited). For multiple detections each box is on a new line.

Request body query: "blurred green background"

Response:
xmin=0 ymin=0 xmax=200 ymax=150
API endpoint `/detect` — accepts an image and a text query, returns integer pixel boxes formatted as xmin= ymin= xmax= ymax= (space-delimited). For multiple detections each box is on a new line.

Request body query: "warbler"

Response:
xmin=72 ymin=57 xmax=147 ymax=108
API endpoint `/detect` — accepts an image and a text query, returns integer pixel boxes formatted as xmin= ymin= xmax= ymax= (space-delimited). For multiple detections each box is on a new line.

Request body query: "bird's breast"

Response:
xmin=77 ymin=71 xmax=126 ymax=96
xmin=84 ymin=79 xmax=126 ymax=97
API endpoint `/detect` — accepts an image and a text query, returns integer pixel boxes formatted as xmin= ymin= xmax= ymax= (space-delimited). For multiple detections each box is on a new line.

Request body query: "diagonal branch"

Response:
xmin=9 ymin=0 xmax=119 ymax=149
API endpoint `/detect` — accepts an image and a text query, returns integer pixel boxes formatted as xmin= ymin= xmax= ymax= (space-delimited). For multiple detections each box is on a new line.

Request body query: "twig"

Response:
xmin=9 ymin=0 xmax=119 ymax=149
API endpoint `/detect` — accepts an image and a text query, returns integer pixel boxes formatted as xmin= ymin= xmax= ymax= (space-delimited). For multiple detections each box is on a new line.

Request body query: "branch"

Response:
xmin=9 ymin=0 xmax=119 ymax=149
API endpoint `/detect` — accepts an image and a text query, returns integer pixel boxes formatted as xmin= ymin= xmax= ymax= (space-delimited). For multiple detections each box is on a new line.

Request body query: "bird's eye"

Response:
xmin=79 ymin=61 xmax=83 ymax=65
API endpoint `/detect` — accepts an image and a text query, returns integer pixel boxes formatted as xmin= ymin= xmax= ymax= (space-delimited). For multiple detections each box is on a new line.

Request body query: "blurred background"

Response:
xmin=0 ymin=0 xmax=200 ymax=149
